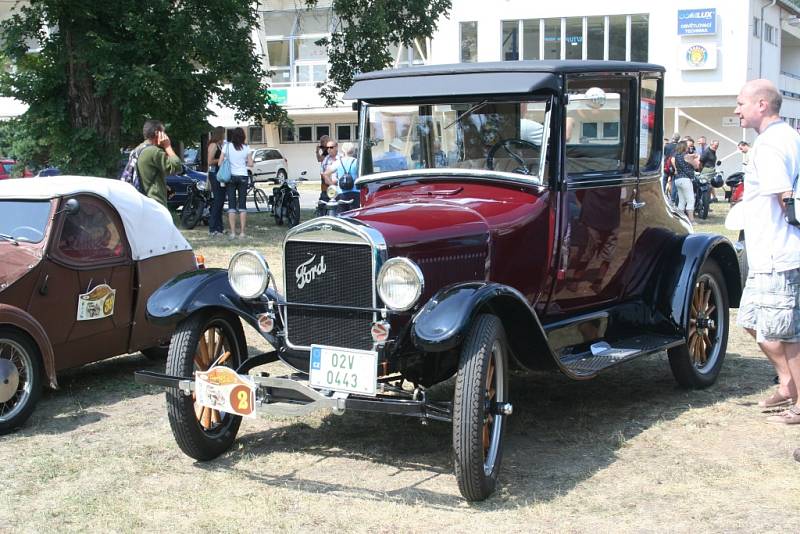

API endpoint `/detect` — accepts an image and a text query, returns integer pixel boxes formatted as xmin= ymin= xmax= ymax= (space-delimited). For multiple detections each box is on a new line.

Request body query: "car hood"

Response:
xmin=0 ymin=245 xmax=42 ymax=293
xmin=350 ymin=198 xmax=490 ymax=254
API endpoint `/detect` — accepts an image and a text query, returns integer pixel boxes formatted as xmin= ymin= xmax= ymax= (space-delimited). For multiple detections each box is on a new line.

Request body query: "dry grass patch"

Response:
xmin=3 ymin=201 xmax=800 ymax=532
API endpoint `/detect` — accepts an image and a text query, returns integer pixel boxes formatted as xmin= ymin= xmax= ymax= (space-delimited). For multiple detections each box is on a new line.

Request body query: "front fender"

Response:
xmin=664 ymin=233 xmax=742 ymax=332
xmin=411 ymin=282 xmax=557 ymax=371
xmin=146 ymin=269 xmax=282 ymax=339
xmin=0 ymin=303 xmax=57 ymax=389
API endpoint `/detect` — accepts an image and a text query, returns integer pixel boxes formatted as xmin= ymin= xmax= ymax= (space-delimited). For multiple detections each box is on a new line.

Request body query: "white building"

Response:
xmin=258 ymin=0 xmax=800 ymax=177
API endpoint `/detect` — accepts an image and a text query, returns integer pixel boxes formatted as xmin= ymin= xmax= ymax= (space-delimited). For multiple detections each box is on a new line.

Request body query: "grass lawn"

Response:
xmin=3 ymin=198 xmax=799 ymax=533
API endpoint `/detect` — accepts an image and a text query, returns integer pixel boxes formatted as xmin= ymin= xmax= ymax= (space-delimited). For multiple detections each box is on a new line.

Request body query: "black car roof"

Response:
xmin=344 ymin=60 xmax=664 ymax=101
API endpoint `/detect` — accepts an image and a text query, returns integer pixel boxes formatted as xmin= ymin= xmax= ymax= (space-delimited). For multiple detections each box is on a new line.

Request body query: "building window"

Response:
xmin=586 ymin=17 xmax=604 ymax=60
xmin=502 ymin=20 xmax=519 ymax=61
xmin=608 ymin=15 xmax=626 ymax=60
xmin=389 ymin=39 xmax=429 ymax=68
xmin=263 ymin=8 xmax=333 ymax=87
xmin=279 ymin=123 xmax=331 ymax=143
xmin=765 ymin=23 xmax=776 ymax=45
xmin=248 ymin=126 xmax=264 ymax=144
xmin=336 ymin=123 xmax=359 ymax=141
xmin=544 ymin=18 xmax=561 ymax=59
xmin=565 ymin=17 xmax=582 ymax=60
xmin=460 ymin=21 xmax=478 ymax=62
xmin=297 ymin=125 xmax=313 ymax=142
xmin=522 ymin=19 xmax=540 ymax=60
xmin=753 ymin=17 xmax=760 ymax=37
xmin=503 ymin=15 xmax=647 ymax=63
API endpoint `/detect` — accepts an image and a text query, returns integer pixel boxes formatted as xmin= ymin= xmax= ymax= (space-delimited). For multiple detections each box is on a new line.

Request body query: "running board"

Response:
xmin=559 ymin=334 xmax=684 ymax=378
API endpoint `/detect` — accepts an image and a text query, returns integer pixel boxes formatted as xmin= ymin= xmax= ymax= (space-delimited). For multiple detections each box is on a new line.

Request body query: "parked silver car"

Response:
xmin=250 ymin=148 xmax=288 ymax=183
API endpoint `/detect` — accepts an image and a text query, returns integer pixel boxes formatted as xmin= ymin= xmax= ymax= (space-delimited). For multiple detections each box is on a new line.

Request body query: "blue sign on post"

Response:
xmin=678 ymin=8 xmax=717 ymax=35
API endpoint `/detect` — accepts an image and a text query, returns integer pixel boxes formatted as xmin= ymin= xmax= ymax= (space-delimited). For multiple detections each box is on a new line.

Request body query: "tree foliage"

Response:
xmin=0 ymin=0 xmax=287 ymax=176
xmin=306 ymin=0 xmax=452 ymax=106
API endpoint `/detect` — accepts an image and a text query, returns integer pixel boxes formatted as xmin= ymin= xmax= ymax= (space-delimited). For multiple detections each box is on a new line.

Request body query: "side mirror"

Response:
xmin=254 ymin=156 xmax=264 ymax=162
xmin=63 ymin=198 xmax=80 ymax=216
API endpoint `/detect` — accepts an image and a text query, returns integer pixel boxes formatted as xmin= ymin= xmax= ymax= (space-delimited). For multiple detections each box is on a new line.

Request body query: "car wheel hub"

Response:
xmin=0 ymin=358 xmax=19 ymax=403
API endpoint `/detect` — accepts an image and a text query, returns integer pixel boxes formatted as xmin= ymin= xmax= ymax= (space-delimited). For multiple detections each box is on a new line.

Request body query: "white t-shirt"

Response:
xmin=742 ymin=120 xmax=800 ymax=273
xmin=225 ymin=143 xmax=250 ymax=176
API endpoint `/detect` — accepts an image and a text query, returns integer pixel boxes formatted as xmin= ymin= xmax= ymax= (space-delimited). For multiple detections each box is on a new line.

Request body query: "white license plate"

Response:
xmin=309 ymin=345 xmax=378 ymax=396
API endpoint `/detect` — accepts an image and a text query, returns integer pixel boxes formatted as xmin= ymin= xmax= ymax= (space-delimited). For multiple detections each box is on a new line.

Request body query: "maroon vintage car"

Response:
xmin=137 ymin=61 xmax=743 ymax=501
xmin=0 ymin=176 xmax=197 ymax=433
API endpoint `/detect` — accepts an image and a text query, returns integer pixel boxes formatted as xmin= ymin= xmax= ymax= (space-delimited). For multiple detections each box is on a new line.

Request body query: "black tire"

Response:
xmin=180 ymin=193 xmax=203 ymax=229
xmin=668 ymin=258 xmax=729 ymax=388
xmin=0 ymin=328 xmax=43 ymax=434
xmin=253 ymin=187 xmax=269 ymax=213
xmin=700 ymin=191 xmax=710 ymax=220
xmin=453 ymin=314 xmax=509 ymax=502
xmin=166 ymin=311 xmax=246 ymax=460
xmin=286 ymin=197 xmax=301 ymax=228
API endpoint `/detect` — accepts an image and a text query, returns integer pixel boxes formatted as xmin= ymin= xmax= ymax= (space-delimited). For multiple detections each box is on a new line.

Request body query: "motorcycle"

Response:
xmin=316 ymin=185 xmax=360 ymax=217
xmin=726 ymin=171 xmax=745 ymax=205
xmin=693 ymin=163 xmax=724 ymax=220
xmin=180 ymin=179 xmax=211 ymax=229
xmin=268 ymin=171 xmax=303 ymax=227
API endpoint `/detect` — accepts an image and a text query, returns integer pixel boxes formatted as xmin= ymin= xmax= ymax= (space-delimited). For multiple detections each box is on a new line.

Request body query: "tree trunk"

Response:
xmin=63 ymin=24 xmax=122 ymax=168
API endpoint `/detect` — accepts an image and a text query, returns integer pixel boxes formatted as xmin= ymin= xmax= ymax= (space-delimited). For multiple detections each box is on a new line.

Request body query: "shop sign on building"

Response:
xmin=677 ymin=8 xmax=717 ymax=35
xmin=679 ymin=42 xmax=718 ymax=70
xmin=267 ymin=88 xmax=288 ymax=105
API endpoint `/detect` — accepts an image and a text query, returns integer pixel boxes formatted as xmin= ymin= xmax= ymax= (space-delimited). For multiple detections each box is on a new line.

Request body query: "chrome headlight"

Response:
xmin=195 ymin=179 xmax=207 ymax=191
xmin=326 ymin=185 xmax=337 ymax=199
xmin=377 ymin=258 xmax=424 ymax=311
xmin=228 ymin=250 xmax=269 ymax=299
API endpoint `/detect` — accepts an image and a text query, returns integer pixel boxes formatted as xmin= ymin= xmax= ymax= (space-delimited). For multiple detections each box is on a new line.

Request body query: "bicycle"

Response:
xmin=246 ymin=173 xmax=270 ymax=212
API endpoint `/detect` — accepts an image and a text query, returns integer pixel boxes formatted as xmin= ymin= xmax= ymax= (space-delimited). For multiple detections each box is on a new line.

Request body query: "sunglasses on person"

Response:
xmin=326 ymin=144 xmax=337 ymax=149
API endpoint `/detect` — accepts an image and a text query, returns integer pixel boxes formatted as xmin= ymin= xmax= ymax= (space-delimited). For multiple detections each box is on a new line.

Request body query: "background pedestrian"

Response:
xmin=206 ymin=126 xmax=226 ymax=237
xmin=218 ymin=127 xmax=253 ymax=239
xmin=136 ymin=119 xmax=182 ymax=208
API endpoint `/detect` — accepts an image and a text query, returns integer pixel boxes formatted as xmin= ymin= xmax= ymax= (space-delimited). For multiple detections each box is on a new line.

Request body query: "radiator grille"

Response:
xmin=284 ymin=240 xmax=374 ymax=349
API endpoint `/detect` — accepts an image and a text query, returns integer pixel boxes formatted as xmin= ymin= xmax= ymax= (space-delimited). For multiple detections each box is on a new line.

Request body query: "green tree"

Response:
xmin=305 ymin=0 xmax=452 ymax=106
xmin=0 ymin=0 xmax=287 ymax=176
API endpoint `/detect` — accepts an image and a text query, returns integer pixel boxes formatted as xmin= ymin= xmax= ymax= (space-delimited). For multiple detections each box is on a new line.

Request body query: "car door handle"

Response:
xmin=625 ymin=199 xmax=646 ymax=210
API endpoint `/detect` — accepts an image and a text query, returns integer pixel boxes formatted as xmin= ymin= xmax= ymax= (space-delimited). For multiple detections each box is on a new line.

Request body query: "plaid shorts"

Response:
xmin=737 ymin=267 xmax=800 ymax=343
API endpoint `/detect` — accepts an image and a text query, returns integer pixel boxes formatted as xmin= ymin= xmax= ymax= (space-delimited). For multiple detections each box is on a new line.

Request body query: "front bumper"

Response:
xmin=134 ymin=350 xmax=452 ymax=422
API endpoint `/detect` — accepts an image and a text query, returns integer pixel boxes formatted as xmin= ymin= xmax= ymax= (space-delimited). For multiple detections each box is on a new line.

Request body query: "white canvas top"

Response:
xmin=0 ymin=176 xmax=192 ymax=261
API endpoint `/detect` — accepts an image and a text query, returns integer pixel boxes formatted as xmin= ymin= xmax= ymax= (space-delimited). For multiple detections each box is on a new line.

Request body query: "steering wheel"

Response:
xmin=486 ymin=138 xmax=539 ymax=174
xmin=10 ymin=226 xmax=44 ymax=242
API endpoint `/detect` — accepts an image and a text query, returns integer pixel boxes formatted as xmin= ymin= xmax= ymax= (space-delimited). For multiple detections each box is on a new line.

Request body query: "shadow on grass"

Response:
xmin=195 ymin=351 xmax=773 ymax=509
xmin=19 ymin=352 xmax=168 ymax=435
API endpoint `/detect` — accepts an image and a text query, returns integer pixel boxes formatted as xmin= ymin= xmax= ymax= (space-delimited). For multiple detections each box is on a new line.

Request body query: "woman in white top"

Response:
xmin=218 ymin=127 xmax=254 ymax=239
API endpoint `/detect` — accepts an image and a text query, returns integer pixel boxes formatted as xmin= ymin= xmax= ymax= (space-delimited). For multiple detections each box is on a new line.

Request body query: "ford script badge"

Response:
xmin=296 ymin=254 xmax=327 ymax=289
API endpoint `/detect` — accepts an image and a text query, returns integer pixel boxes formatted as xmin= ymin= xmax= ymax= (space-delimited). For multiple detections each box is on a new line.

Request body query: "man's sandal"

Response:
xmin=766 ymin=405 xmax=800 ymax=424
xmin=758 ymin=390 xmax=796 ymax=409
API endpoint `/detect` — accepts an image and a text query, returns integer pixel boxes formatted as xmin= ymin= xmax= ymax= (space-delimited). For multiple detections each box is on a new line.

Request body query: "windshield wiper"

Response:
xmin=443 ymin=100 xmax=488 ymax=130
xmin=0 ymin=233 xmax=19 ymax=245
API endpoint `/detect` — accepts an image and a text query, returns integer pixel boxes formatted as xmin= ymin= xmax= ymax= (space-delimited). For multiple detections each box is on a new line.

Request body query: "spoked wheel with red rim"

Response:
xmin=668 ymin=258 xmax=729 ymax=388
xmin=453 ymin=314 xmax=510 ymax=502
xmin=166 ymin=311 xmax=245 ymax=460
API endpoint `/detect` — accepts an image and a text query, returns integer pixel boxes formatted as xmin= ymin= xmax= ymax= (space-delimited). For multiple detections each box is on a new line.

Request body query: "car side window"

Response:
xmin=267 ymin=150 xmax=281 ymax=160
xmin=55 ymin=196 xmax=127 ymax=263
xmin=565 ymin=77 xmax=633 ymax=176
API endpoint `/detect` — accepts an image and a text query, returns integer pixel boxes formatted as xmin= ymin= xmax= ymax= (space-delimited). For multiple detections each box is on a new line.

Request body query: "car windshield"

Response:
xmin=0 ymin=200 xmax=51 ymax=243
xmin=362 ymin=99 xmax=551 ymax=184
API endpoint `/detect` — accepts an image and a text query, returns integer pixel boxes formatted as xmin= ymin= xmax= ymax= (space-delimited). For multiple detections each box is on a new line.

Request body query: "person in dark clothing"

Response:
xmin=700 ymin=139 xmax=719 ymax=170
xmin=663 ymin=133 xmax=680 ymax=192
xmin=206 ymin=126 xmax=226 ymax=237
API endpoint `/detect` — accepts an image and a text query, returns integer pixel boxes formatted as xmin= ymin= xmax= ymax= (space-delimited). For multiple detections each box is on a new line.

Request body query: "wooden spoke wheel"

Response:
xmin=669 ymin=259 xmax=729 ymax=388
xmin=0 ymin=328 xmax=43 ymax=434
xmin=453 ymin=314 xmax=509 ymax=502
xmin=166 ymin=311 xmax=245 ymax=461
